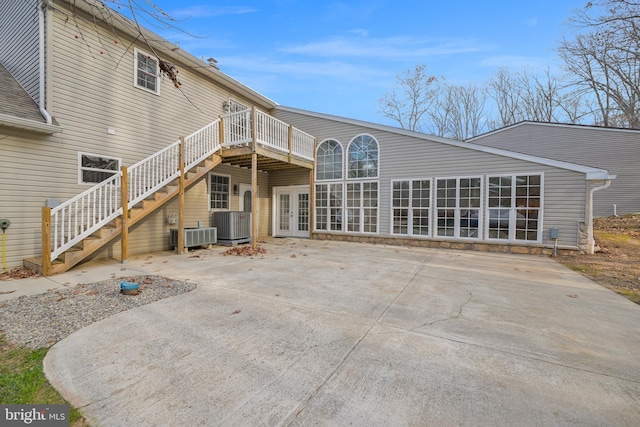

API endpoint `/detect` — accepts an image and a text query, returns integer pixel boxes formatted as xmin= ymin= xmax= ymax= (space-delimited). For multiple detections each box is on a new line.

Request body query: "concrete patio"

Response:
xmin=38 ymin=239 xmax=640 ymax=426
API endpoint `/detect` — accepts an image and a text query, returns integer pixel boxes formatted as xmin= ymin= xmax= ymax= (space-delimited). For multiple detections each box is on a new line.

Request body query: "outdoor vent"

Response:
xmin=169 ymin=227 xmax=217 ymax=249
xmin=212 ymin=211 xmax=251 ymax=243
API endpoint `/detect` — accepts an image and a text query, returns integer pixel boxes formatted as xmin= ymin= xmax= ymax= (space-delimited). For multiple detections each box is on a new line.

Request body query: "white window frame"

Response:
xmin=209 ymin=173 xmax=231 ymax=211
xmin=485 ymin=173 xmax=544 ymax=243
xmin=347 ymin=134 xmax=379 ymax=179
xmin=78 ymin=152 xmax=121 ymax=185
xmin=435 ymin=176 xmax=483 ymax=240
xmin=314 ymin=182 xmax=344 ymax=232
xmin=316 ymin=139 xmax=344 ymax=181
xmin=391 ymin=178 xmax=432 ymax=237
xmin=346 ymin=181 xmax=379 ymax=234
xmin=133 ymin=48 xmax=160 ymax=95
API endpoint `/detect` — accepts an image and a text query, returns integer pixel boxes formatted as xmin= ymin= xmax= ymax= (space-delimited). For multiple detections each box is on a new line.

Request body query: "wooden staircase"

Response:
xmin=24 ymin=155 xmax=222 ymax=275
xmin=24 ymin=107 xmax=315 ymax=276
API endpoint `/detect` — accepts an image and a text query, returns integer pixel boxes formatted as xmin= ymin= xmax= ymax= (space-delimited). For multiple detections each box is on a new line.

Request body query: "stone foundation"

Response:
xmin=312 ymin=233 xmax=578 ymax=256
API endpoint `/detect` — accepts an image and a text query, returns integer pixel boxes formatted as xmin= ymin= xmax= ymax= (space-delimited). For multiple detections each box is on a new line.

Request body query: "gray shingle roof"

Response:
xmin=0 ymin=63 xmax=45 ymax=123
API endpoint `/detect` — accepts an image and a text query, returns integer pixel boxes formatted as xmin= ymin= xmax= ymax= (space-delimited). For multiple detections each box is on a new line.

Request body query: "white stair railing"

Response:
xmin=50 ymin=173 xmax=122 ymax=260
xmin=47 ymin=119 xmax=222 ymax=262
xmin=45 ymin=109 xmax=314 ymax=263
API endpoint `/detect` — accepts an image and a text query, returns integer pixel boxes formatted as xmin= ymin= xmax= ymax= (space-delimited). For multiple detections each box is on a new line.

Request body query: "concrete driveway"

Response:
xmin=44 ymin=239 xmax=640 ymax=426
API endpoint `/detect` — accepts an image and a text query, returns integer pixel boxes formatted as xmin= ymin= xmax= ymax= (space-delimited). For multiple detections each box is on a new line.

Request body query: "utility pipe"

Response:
xmin=38 ymin=1 xmax=52 ymax=125
xmin=586 ymin=179 xmax=613 ymax=254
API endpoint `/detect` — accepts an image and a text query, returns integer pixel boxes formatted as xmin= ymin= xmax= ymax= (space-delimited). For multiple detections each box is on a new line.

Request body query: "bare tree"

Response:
xmin=54 ymin=0 xmax=204 ymax=90
xmin=429 ymin=82 xmax=488 ymax=140
xmin=558 ymin=0 xmax=640 ymax=127
xmin=486 ymin=67 xmax=524 ymax=128
xmin=378 ymin=65 xmax=440 ymax=132
xmin=485 ymin=67 xmax=584 ymax=129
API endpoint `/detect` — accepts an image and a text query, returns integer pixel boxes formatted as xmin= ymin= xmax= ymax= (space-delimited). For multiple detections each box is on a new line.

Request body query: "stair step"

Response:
xmin=27 ymin=152 xmax=223 ymax=276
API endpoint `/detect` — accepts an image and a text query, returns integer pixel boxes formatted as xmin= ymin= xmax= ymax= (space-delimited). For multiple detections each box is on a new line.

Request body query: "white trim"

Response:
xmin=272 ymin=185 xmax=310 ymax=238
xmin=345 ymin=180 xmax=380 ymax=234
xmin=77 ymin=152 xmax=121 ymax=185
xmin=133 ymin=48 xmax=160 ymax=95
xmin=314 ymin=181 xmax=344 ymax=232
xmin=468 ymin=120 xmax=640 ymax=142
xmin=390 ymin=178 xmax=433 ymax=238
xmin=38 ymin=2 xmax=52 ymax=124
xmin=346 ymin=133 xmax=379 ymax=180
xmin=434 ymin=176 xmax=484 ymax=241
xmin=483 ymin=173 xmax=545 ymax=244
xmin=316 ymin=138 xmax=344 ymax=181
xmin=208 ymin=172 xmax=231 ymax=211
xmin=274 ymin=106 xmax=614 ymax=181
xmin=0 ymin=113 xmax=61 ymax=134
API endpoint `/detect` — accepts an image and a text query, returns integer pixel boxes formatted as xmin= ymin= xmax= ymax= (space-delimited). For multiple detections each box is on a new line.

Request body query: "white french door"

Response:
xmin=273 ymin=186 xmax=310 ymax=238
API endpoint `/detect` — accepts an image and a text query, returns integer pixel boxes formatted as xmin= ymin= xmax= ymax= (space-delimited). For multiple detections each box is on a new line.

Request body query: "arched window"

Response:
xmin=316 ymin=139 xmax=343 ymax=180
xmin=348 ymin=135 xmax=378 ymax=178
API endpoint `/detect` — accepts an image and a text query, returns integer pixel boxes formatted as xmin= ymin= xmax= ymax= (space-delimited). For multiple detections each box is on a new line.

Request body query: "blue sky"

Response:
xmin=145 ymin=0 xmax=588 ymax=126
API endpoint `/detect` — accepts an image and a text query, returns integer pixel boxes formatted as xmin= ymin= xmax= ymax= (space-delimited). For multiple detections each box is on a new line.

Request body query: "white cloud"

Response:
xmin=526 ymin=17 xmax=538 ymax=27
xmin=170 ymin=5 xmax=257 ymax=19
xmin=280 ymin=35 xmax=487 ymax=61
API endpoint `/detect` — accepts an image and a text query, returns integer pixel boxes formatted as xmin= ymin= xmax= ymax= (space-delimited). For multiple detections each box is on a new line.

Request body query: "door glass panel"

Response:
xmin=243 ymin=190 xmax=252 ymax=212
xmin=279 ymin=194 xmax=290 ymax=231
xmin=298 ymin=193 xmax=309 ymax=232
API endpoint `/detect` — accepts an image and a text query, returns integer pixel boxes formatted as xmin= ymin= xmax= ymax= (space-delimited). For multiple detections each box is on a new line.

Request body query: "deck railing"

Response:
xmin=44 ymin=108 xmax=314 ymax=264
xmin=222 ymin=109 xmax=252 ymax=147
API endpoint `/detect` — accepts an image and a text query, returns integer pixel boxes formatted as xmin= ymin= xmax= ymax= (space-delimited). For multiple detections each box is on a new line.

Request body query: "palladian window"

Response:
xmin=316 ymin=139 xmax=343 ymax=180
xmin=347 ymin=135 xmax=378 ymax=178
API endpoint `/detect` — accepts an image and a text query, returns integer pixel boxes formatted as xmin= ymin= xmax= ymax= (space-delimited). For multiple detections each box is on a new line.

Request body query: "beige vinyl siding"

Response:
xmin=83 ymin=165 xmax=272 ymax=261
xmin=0 ymin=131 xmax=65 ymax=269
xmin=274 ymin=108 xmax=588 ymax=249
xmin=471 ymin=123 xmax=639 ymax=217
xmin=0 ymin=1 xmax=40 ymax=102
xmin=269 ymin=169 xmax=311 ymax=188
xmin=0 ymin=3 xmax=268 ymax=269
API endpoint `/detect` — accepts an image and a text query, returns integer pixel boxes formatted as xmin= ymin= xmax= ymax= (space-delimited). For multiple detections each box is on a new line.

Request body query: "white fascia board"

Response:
xmin=0 ymin=114 xmax=62 ymax=134
xmin=275 ymin=106 xmax=614 ymax=180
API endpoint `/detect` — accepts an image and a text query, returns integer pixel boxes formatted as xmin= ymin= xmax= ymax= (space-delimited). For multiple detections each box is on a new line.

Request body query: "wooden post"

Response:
xmin=120 ymin=166 xmax=129 ymax=264
xmin=219 ymin=115 xmax=225 ymax=146
xmin=252 ymin=152 xmax=258 ymax=248
xmin=178 ymin=137 xmax=186 ymax=254
xmin=309 ymin=137 xmax=317 ymax=239
xmin=41 ymin=207 xmax=51 ymax=276
xmin=309 ymin=168 xmax=315 ymax=239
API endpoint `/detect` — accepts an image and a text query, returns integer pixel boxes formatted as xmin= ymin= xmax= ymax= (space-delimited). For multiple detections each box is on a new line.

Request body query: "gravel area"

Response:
xmin=0 ymin=276 xmax=196 ymax=348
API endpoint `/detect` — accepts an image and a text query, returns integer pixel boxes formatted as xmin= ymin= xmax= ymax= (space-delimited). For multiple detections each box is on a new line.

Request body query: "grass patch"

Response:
xmin=616 ymin=288 xmax=640 ymax=304
xmin=558 ymin=213 xmax=640 ymax=305
xmin=0 ymin=336 xmax=88 ymax=425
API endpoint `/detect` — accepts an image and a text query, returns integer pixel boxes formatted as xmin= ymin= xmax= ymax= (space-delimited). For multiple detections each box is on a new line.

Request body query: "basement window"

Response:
xmin=78 ymin=153 xmax=120 ymax=184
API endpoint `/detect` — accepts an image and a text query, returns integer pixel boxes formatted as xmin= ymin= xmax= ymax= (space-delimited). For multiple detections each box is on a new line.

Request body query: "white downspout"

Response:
xmin=586 ymin=179 xmax=613 ymax=254
xmin=38 ymin=1 xmax=52 ymax=125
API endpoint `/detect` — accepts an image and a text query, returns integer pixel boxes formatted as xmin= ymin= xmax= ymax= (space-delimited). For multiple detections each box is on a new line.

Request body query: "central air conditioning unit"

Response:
xmin=212 ymin=211 xmax=251 ymax=245
xmin=169 ymin=227 xmax=217 ymax=249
